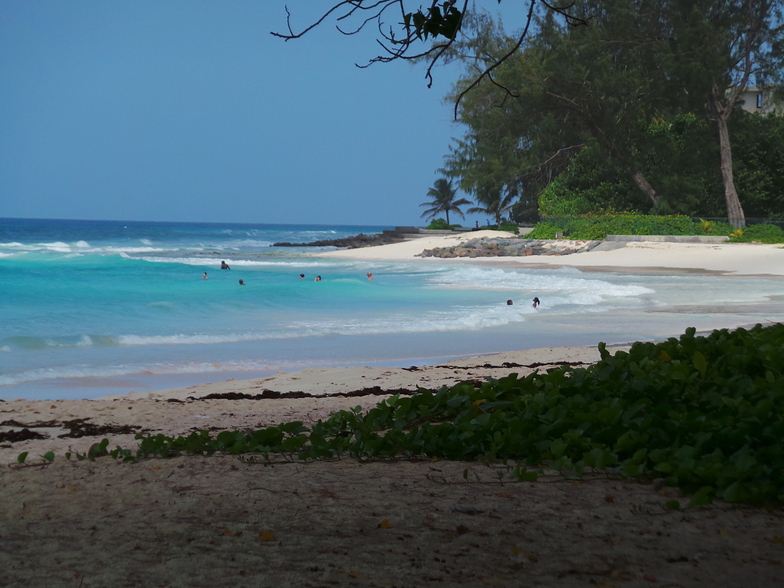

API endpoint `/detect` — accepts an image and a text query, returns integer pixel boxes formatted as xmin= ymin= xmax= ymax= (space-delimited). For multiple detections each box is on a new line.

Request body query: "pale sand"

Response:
xmin=317 ymin=230 xmax=784 ymax=276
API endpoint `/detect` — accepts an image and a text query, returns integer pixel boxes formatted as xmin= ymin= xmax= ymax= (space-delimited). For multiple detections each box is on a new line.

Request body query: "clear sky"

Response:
xmin=0 ymin=1 xmax=522 ymax=227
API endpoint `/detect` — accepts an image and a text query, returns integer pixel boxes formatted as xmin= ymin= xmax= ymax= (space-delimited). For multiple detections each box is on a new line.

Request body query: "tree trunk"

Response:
xmin=445 ymin=210 xmax=450 ymax=225
xmin=710 ymin=89 xmax=746 ymax=229
xmin=626 ymin=168 xmax=660 ymax=207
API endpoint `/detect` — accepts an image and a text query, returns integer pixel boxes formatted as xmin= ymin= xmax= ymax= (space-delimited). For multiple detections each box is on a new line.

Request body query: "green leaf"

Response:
xmin=688 ymin=486 xmax=714 ymax=507
xmin=17 ymin=452 xmax=28 ymax=464
xmin=692 ymin=351 xmax=708 ymax=377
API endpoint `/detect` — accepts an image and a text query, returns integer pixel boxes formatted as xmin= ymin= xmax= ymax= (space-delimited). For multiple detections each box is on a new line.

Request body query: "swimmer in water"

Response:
xmin=239 ymin=279 xmax=245 ymax=286
xmin=532 ymin=297 xmax=541 ymax=308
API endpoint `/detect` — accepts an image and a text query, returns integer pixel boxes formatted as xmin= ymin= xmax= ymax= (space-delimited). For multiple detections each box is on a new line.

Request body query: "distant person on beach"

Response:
xmin=299 ymin=274 xmax=305 ymax=279
xmin=532 ymin=297 xmax=540 ymax=308
xmin=221 ymin=261 xmax=230 ymax=270
xmin=507 ymin=299 xmax=513 ymax=305
xmin=314 ymin=275 xmax=322 ymax=281
xmin=202 ymin=272 xmax=208 ymax=279
xmin=238 ymin=279 xmax=245 ymax=286
xmin=367 ymin=272 xmax=373 ymax=281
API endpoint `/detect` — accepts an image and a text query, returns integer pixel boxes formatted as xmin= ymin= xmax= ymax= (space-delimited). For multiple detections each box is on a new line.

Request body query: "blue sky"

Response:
xmin=0 ymin=1 xmax=521 ymax=226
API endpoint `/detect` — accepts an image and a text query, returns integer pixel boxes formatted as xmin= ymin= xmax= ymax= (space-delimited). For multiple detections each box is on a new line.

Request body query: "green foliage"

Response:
xmin=529 ymin=214 xmax=734 ymax=240
xmin=403 ymin=2 xmax=462 ymax=41
xmin=729 ymin=223 xmax=784 ymax=243
xmin=420 ymin=178 xmax=471 ymax=226
xmin=87 ymin=323 xmax=784 ymax=506
xmin=425 ymin=218 xmax=461 ymax=230
xmin=526 ymin=222 xmax=561 ymax=239
xmin=496 ymin=221 xmax=519 ymax=234
xmin=537 ymin=145 xmax=646 ymax=216
xmin=443 ymin=8 xmax=784 ymax=226
xmin=729 ymin=113 xmax=784 ymax=218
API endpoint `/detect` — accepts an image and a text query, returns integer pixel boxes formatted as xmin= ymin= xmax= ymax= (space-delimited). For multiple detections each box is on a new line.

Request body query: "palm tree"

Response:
xmin=467 ymin=187 xmax=517 ymax=226
xmin=419 ymin=178 xmax=472 ymax=225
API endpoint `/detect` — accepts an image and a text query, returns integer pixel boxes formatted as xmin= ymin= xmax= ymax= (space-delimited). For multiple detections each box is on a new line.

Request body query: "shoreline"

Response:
xmin=2 ymin=233 xmax=782 ymax=463
xmin=315 ymin=230 xmax=784 ymax=277
xmin=0 ymin=343 xmax=621 ymax=465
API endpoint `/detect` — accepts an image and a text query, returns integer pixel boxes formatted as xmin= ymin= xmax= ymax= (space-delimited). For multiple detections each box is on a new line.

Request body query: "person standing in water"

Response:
xmin=367 ymin=272 xmax=373 ymax=281
xmin=202 ymin=272 xmax=208 ymax=279
xmin=532 ymin=297 xmax=541 ymax=308
xmin=221 ymin=261 xmax=230 ymax=270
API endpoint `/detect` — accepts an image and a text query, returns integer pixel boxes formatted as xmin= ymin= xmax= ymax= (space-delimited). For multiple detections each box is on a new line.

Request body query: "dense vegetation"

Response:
xmin=526 ymin=215 xmax=784 ymax=241
xmin=438 ymin=1 xmax=784 ymax=227
xmin=40 ymin=323 xmax=784 ymax=507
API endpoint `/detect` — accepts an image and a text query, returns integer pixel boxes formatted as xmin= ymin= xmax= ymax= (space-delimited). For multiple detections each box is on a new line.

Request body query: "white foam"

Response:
xmin=428 ymin=266 xmax=654 ymax=298
xmin=115 ymin=332 xmax=291 ymax=346
xmin=41 ymin=335 xmax=95 ymax=348
xmin=0 ymin=358 xmax=291 ymax=387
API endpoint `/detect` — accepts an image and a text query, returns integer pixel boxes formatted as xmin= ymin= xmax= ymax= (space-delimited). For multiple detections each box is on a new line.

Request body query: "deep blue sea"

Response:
xmin=1 ymin=218 xmax=781 ymax=400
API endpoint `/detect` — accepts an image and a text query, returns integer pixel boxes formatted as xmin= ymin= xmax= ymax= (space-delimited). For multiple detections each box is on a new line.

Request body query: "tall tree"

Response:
xmin=467 ymin=186 xmax=518 ymax=225
xmin=667 ymin=0 xmax=783 ymax=227
xmin=444 ymin=3 xmax=671 ymax=212
xmin=419 ymin=178 xmax=471 ymax=225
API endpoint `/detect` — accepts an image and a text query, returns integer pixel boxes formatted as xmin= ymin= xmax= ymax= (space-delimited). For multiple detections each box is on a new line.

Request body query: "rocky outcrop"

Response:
xmin=417 ymin=237 xmax=601 ymax=258
xmin=273 ymin=233 xmax=402 ymax=249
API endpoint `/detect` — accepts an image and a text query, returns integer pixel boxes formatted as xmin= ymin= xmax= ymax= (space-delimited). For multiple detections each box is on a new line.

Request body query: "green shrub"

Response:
xmin=496 ymin=221 xmax=520 ymax=234
xmin=527 ymin=214 xmax=736 ymax=240
xmin=526 ymin=222 xmax=560 ymax=239
xmin=729 ymin=223 xmax=784 ymax=243
xmin=425 ymin=218 xmax=455 ymax=230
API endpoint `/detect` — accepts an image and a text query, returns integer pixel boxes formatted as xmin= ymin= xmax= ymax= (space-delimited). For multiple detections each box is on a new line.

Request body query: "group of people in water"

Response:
xmin=203 ymin=264 xmax=374 ymax=286
xmin=507 ymin=297 xmax=542 ymax=308
xmin=205 ymin=264 xmax=539 ymax=306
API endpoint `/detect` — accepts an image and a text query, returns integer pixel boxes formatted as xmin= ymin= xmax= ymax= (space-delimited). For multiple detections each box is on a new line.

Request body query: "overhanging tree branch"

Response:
xmin=271 ymin=1 xmax=588 ymax=116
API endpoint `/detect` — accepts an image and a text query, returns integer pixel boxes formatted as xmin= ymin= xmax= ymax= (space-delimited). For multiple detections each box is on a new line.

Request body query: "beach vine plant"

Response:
xmin=24 ymin=323 xmax=784 ymax=507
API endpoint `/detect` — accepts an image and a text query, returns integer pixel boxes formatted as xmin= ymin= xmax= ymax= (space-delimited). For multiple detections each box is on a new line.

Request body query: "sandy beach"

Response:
xmin=2 ymin=235 xmax=783 ymax=587
xmin=317 ymin=229 xmax=784 ymax=277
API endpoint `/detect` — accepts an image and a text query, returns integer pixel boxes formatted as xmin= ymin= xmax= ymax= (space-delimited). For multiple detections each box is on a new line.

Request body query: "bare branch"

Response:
xmin=271 ymin=0 xmax=587 ymax=114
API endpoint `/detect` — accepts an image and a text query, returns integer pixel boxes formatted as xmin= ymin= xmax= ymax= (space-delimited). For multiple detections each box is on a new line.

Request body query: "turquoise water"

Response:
xmin=1 ymin=218 xmax=782 ymax=400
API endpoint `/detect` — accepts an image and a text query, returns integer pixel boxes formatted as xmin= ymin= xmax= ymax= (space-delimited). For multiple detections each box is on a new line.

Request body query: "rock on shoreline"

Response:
xmin=417 ymin=237 xmax=601 ymax=258
xmin=273 ymin=233 xmax=401 ymax=249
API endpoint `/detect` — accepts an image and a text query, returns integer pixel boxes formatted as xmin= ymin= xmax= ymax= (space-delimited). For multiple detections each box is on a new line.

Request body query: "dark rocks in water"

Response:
xmin=272 ymin=233 xmax=402 ymax=249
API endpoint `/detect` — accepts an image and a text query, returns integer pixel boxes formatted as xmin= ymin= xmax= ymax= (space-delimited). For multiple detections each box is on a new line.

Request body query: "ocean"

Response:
xmin=1 ymin=217 xmax=781 ymax=400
